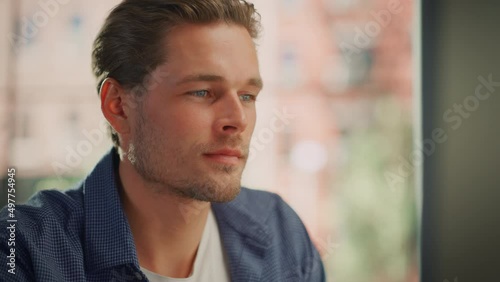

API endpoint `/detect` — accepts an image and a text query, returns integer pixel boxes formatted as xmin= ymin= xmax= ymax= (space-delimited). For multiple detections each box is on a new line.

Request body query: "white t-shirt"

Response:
xmin=140 ymin=209 xmax=231 ymax=282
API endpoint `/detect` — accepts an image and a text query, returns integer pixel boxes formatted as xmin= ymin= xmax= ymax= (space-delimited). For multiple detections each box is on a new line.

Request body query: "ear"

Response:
xmin=100 ymin=78 xmax=131 ymax=138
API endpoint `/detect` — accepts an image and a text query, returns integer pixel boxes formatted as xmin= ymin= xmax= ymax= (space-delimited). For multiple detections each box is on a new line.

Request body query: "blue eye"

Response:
xmin=190 ymin=90 xmax=209 ymax=97
xmin=240 ymin=94 xmax=256 ymax=102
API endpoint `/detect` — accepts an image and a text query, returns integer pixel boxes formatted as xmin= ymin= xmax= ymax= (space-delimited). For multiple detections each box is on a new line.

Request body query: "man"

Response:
xmin=1 ymin=0 xmax=325 ymax=281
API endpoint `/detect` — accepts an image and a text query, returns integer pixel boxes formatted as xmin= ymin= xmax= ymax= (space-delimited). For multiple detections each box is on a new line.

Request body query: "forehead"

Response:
xmin=161 ymin=22 xmax=260 ymax=83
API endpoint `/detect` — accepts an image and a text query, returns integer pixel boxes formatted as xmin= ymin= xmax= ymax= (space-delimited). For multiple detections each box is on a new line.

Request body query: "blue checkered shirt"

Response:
xmin=1 ymin=149 xmax=325 ymax=281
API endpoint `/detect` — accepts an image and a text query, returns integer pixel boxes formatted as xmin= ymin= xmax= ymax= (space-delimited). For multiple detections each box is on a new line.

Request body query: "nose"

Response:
xmin=213 ymin=92 xmax=249 ymax=135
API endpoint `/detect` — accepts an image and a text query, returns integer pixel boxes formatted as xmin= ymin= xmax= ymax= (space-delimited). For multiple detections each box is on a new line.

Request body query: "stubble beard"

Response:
xmin=126 ymin=110 xmax=247 ymax=203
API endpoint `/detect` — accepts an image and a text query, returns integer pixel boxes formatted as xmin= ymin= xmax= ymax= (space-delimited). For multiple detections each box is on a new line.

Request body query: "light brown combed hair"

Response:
xmin=92 ymin=0 xmax=262 ymax=148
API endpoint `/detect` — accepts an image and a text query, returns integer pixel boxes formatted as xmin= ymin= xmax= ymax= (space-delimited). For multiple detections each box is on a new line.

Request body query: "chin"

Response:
xmin=202 ymin=181 xmax=242 ymax=203
xmin=212 ymin=186 xmax=241 ymax=203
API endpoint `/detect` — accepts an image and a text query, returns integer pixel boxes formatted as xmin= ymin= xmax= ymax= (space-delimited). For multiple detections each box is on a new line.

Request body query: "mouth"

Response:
xmin=203 ymin=148 xmax=244 ymax=165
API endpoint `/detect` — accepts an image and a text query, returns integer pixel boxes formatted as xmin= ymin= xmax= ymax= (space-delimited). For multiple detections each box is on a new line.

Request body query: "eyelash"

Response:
xmin=240 ymin=94 xmax=257 ymax=102
xmin=190 ymin=90 xmax=210 ymax=98
xmin=188 ymin=90 xmax=257 ymax=102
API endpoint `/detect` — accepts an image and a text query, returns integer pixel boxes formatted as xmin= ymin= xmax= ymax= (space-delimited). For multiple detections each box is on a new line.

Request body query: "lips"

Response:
xmin=205 ymin=149 xmax=243 ymax=158
xmin=203 ymin=148 xmax=244 ymax=165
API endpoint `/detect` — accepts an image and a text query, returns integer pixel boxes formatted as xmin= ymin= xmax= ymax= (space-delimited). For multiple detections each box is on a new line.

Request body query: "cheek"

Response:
xmin=247 ymin=110 xmax=257 ymax=131
xmin=157 ymin=108 xmax=214 ymax=138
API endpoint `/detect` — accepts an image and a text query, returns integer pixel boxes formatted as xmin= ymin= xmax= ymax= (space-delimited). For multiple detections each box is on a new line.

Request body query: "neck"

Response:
xmin=118 ymin=158 xmax=210 ymax=278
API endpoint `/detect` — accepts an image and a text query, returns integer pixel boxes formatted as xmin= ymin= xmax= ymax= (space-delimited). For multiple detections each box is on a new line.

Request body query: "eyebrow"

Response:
xmin=176 ymin=74 xmax=264 ymax=89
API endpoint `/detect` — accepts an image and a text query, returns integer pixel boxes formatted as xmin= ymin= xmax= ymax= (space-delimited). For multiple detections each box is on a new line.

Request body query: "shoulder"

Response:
xmin=0 ymin=187 xmax=85 ymax=278
xmin=0 ymin=187 xmax=85 ymax=242
xmin=0 ymin=187 xmax=84 ymax=234
xmin=0 ymin=186 xmax=84 ymax=255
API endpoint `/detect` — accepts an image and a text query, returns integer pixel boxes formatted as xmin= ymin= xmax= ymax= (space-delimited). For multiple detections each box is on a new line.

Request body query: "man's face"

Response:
xmin=125 ymin=23 xmax=262 ymax=202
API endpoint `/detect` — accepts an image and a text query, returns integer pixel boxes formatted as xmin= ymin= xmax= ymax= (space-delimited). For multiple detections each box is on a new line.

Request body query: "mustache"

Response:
xmin=195 ymin=135 xmax=249 ymax=158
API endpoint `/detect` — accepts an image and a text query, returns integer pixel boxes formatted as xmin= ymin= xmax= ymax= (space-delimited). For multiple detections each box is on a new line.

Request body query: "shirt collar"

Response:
xmin=212 ymin=196 xmax=272 ymax=249
xmin=212 ymin=191 xmax=273 ymax=280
